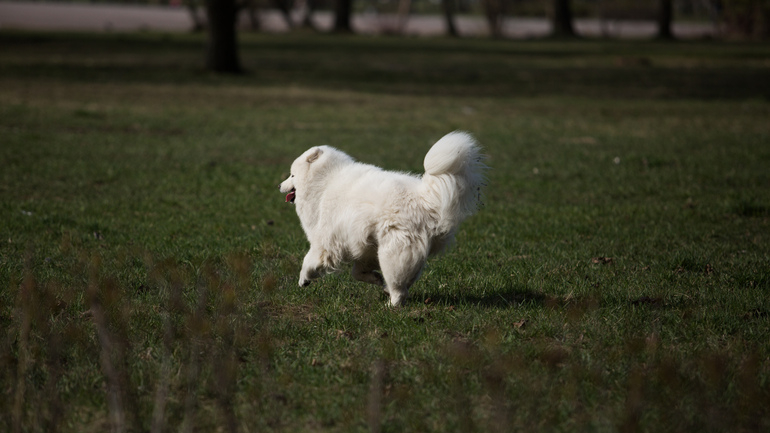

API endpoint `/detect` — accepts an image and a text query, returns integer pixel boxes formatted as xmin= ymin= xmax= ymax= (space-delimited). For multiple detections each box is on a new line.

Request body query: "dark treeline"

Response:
xmin=53 ymin=1 xmax=767 ymax=78
xmin=200 ymin=0 xmax=766 ymax=72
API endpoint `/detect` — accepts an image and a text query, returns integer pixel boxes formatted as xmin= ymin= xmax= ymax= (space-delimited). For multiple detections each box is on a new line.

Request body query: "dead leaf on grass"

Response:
xmin=139 ymin=347 xmax=153 ymax=361
xmin=592 ymin=257 xmax=614 ymax=265
xmin=336 ymin=329 xmax=354 ymax=340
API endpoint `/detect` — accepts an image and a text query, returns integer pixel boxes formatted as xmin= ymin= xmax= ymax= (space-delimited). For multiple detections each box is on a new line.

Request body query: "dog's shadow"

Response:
xmin=417 ymin=284 xmax=547 ymax=309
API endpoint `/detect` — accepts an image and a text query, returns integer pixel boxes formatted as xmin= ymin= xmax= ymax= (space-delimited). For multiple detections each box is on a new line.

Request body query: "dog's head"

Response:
xmin=279 ymin=146 xmax=325 ymax=204
xmin=280 ymin=145 xmax=356 ymax=204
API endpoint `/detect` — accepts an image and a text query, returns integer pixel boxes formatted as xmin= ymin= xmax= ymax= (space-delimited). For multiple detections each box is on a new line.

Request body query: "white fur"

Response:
xmin=279 ymin=131 xmax=486 ymax=306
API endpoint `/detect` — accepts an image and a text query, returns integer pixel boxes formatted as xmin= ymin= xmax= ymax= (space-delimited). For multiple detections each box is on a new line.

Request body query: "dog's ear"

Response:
xmin=306 ymin=148 xmax=323 ymax=164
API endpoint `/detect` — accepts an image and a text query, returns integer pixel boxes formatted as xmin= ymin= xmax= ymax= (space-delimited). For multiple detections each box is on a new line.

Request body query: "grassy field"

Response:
xmin=1 ymin=31 xmax=769 ymax=432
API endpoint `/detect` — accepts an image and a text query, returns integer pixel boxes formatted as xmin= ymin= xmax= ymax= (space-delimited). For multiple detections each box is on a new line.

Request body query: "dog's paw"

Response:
xmin=298 ymin=269 xmax=310 ymax=287
xmin=389 ymin=293 xmax=407 ymax=307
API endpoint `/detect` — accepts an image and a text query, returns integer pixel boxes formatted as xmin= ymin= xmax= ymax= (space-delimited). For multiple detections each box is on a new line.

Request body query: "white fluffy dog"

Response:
xmin=279 ymin=131 xmax=486 ymax=306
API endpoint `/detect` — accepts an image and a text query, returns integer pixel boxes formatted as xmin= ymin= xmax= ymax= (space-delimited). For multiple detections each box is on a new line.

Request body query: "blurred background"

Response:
xmin=1 ymin=0 xmax=765 ymax=39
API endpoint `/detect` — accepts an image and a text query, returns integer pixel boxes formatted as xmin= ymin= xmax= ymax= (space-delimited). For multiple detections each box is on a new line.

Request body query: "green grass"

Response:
xmin=1 ymin=31 xmax=769 ymax=432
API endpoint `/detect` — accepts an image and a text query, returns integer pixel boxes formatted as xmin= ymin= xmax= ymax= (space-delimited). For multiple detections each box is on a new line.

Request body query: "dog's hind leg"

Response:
xmin=378 ymin=238 xmax=427 ymax=307
xmin=351 ymin=253 xmax=384 ymax=287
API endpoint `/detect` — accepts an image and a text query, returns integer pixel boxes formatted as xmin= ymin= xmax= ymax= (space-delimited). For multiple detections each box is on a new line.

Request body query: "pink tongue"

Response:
xmin=285 ymin=191 xmax=296 ymax=203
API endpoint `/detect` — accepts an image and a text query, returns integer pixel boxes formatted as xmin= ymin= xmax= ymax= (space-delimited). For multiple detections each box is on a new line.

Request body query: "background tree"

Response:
xmin=272 ymin=0 xmax=296 ymax=30
xmin=395 ymin=0 xmax=412 ymax=34
xmin=205 ymin=0 xmax=242 ymax=73
xmin=721 ymin=0 xmax=770 ymax=39
xmin=186 ymin=0 xmax=205 ymax=32
xmin=334 ymin=0 xmax=354 ymax=33
xmin=481 ymin=0 xmax=507 ymax=38
xmin=657 ymin=0 xmax=675 ymax=39
xmin=551 ymin=0 xmax=576 ymax=37
xmin=298 ymin=0 xmax=319 ymax=31
xmin=442 ymin=0 xmax=459 ymax=37
xmin=244 ymin=0 xmax=261 ymax=31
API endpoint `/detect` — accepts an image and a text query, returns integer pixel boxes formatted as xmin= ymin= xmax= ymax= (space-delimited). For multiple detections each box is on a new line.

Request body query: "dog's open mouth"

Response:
xmin=285 ymin=188 xmax=296 ymax=203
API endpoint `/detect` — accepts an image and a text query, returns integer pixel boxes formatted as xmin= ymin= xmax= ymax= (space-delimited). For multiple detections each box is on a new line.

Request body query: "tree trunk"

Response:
xmin=333 ymin=0 xmax=354 ymax=33
xmin=273 ymin=0 xmax=295 ymax=30
xmin=442 ymin=0 xmax=459 ymax=37
xmin=395 ymin=0 xmax=411 ymax=34
xmin=551 ymin=0 xmax=575 ymax=38
xmin=246 ymin=0 xmax=261 ymax=31
xmin=186 ymin=0 xmax=205 ymax=32
xmin=481 ymin=0 xmax=505 ymax=38
xmin=657 ymin=0 xmax=675 ymax=39
xmin=299 ymin=0 xmax=318 ymax=30
xmin=205 ymin=0 xmax=242 ymax=74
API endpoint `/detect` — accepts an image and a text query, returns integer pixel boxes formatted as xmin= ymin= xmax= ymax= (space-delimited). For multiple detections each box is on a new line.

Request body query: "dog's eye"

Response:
xmin=291 ymin=175 xmax=294 ymax=178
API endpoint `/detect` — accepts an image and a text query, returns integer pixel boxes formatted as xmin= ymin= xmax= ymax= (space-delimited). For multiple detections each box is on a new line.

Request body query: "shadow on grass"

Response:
xmin=421 ymin=285 xmax=694 ymax=312
xmin=733 ymin=200 xmax=770 ymax=218
xmin=420 ymin=285 xmax=547 ymax=309
xmin=2 ymin=32 xmax=770 ymax=100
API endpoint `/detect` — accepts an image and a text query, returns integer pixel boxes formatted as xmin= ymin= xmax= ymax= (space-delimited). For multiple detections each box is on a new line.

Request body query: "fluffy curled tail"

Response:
xmin=421 ymin=131 xmax=487 ymax=236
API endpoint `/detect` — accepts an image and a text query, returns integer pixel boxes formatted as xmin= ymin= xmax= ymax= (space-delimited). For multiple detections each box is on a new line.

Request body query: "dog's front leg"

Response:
xmin=299 ymin=247 xmax=324 ymax=287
